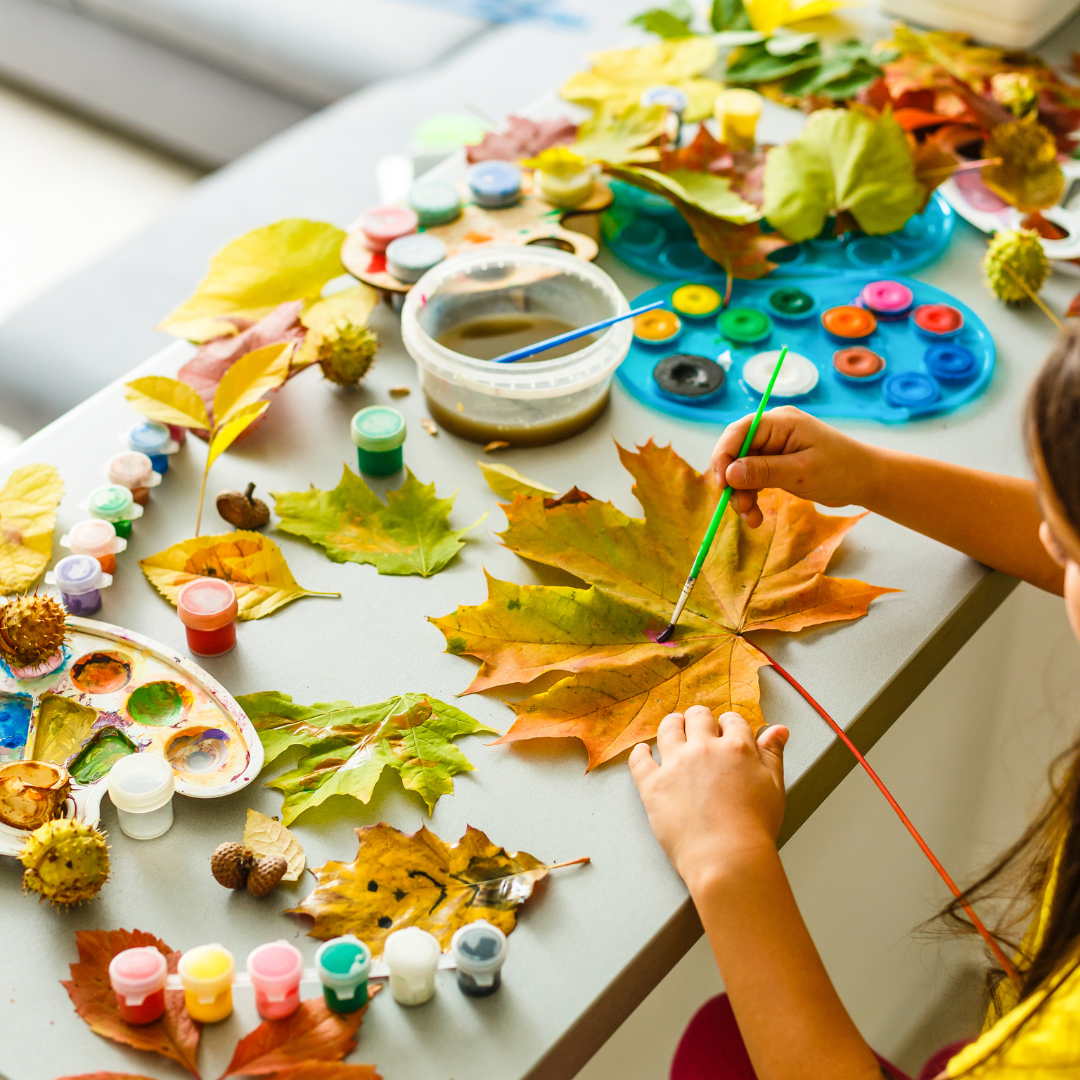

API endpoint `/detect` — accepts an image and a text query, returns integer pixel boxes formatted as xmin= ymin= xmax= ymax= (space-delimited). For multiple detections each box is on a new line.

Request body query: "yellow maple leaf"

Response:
xmin=139 ymin=531 xmax=338 ymax=620
xmin=0 ymin=465 xmax=64 ymax=594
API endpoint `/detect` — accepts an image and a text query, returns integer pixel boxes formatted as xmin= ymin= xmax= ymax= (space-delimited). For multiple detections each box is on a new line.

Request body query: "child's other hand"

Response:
xmin=711 ymin=406 xmax=879 ymax=527
xmin=629 ymin=707 xmax=788 ymax=891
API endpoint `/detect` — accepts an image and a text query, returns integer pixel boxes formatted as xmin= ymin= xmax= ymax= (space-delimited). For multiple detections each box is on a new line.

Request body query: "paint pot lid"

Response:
xmin=715 ymin=87 xmax=763 ymax=118
xmin=109 ymin=946 xmax=168 ymax=1003
xmin=633 ymin=308 xmax=681 ymax=342
xmin=924 ymin=343 xmax=978 ymax=380
xmin=821 ymin=305 xmax=876 ymax=338
xmin=671 ymin=284 xmax=721 ymax=318
xmin=467 ymin=160 xmax=521 ymax=201
xmin=386 ymin=234 xmax=448 ymax=283
xmin=87 ymin=485 xmax=140 ymax=522
xmin=768 ymin=286 xmax=814 ymax=317
xmin=742 ymin=350 xmax=819 ymax=398
xmin=351 ymin=406 xmax=406 ymax=451
xmin=860 ymin=280 xmax=914 ymax=314
xmin=48 ymin=554 xmax=110 ymax=595
xmin=383 ymin=926 xmax=441 ymax=973
xmin=176 ymin=577 xmax=238 ymax=629
xmin=316 ymin=936 xmax=372 ymax=986
xmin=63 ymin=519 xmax=126 ymax=557
xmin=126 ymin=421 xmax=174 ymax=456
xmin=883 ymin=371 xmax=939 ymax=409
xmin=640 ymin=84 xmax=689 ymax=114
xmin=408 ymin=181 xmax=462 ymax=224
xmin=833 ymin=346 xmax=884 ymax=378
xmin=913 ymin=303 xmax=964 ymax=334
xmin=653 ymin=354 xmax=725 ymax=399
xmin=107 ymin=451 xmax=160 ymax=490
xmin=719 ymin=306 xmax=772 ymax=344
xmin=178 ymin=944 xmax=235 ymax=1000
xmin=108 ymin=752 xmax=174 ymax=812
xmin=360 ymin=205 xmax=418 ymax=250
xmin=450 ymin=920 xmax=507 ymax=973
xmin=247 ymin=940 xmax=304 ymax=1000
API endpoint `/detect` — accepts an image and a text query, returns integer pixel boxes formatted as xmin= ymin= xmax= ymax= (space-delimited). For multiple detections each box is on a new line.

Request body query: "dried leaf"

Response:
xmin=289 ymin=823 xmax=554 ymax=953
xmin=238 ymin=691 xmax=497 ymax=823
xmin=484 ymin=441 xmax=510 ymax=453
xmin=982 ymin=115 xmax=1065 ymax=213
xmin=61 ymin=928 xmax=201 ymax=1078
xmin=243 ymin=809 xmax=306 ymax=880
xmin=1067 ymin=290 xmax=1080 ymax=319
xmin=293 ymin=286 xmax=380 ymax=371
xmin=124 ymin=376 xmax=210 ymax=430
xmin=0 ymin=464 xmax=63 ymax=594
xmin=140 ymin=531 xmax=337 ymax=620
xmin=478 ymin=461 xmax=557 ymax=500
xmin=421 ymin=419 xmax=438 ymax=436
xmin=432 ymin=441 xmax=895 ymax=769
xmin=388 ymin=386 xmax=410 ymax=397
xmin=207 ymin=401 xmax=271 ymax=470
xmin=56 ymin=1074 xmax=158 ymax=1080
xmin=910 ymin=134 xmax=960 ymax=210
xmin=466 ymin=115 xmax=578 ymax=164
xmin=273 ymin=466 xmax=479 ymax=578
xmin=213 ymin=342 xmax=293 ymax=429
xmin=159 ymin=220 xmax=348 ymax=343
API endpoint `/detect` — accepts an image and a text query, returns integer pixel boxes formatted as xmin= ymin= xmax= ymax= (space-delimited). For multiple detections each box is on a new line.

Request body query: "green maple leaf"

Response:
xmin=272 ymin=465 xmax=483 ymax=577
xmin=238 ymin=691 xmax=499 ymax=823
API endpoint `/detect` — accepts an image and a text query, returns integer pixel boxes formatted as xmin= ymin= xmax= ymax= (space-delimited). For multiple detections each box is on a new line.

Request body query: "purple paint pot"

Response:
xmin=46 ymin=554 xmax=112 ymax=616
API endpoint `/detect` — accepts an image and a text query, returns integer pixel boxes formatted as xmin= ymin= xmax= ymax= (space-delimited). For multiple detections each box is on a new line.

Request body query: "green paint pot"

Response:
xmin=718 ymin=306 xmax=772 ymax=344
xmin=351 ymin=407 xmax=406 ymax=477
xmin=767 ymin=286 xmax=815 ymax=320
xmin=315 ymin=936 xmax=371 ymax=1012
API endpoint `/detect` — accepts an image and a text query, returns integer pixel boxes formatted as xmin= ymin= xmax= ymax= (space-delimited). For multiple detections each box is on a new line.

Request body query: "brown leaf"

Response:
xmin=61 ymin=929 xmax=201 ymax=1078
xmin=421 ymin=419 xmax=438 ymax=436
xmin=388 ymin=386 xmax=410 ymax=397
xmin=289 ymin=823 xmax=555 ymax=954
xmin=910 ymin=134 xmax=960 ymax=210
xmin=243 ymin=809 xmax=306 ymax=880
xmin=543 ymin=486 xmax=595 ymax=509
xmin=982 ymin=115 xmax=1065 ymax=212
xmin=484 ymin=440 xmax=510 ymax=452
xmin=1066 ymin=290 xmax=1080 ymax=318
xmin=466 ymin=115 xmax=577 ymax=163
xmin=655 ymin=126 xmax=767 ymax=206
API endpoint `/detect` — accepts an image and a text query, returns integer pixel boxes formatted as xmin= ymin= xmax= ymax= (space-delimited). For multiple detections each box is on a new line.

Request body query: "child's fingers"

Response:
xmin=726 ymin=450 xmax=810 ymax=494
xmin=628 ymin=742 xmax=658 ymax=783
xmin=757 ymin=724 xmax=789 ymax=791
xmin=684 ymin=704 xmax=718 ymax=743
xmin=716 ymin=710 xmax=755 ymax=744
xmin=656 ymin=711 xmax=686 ymax=755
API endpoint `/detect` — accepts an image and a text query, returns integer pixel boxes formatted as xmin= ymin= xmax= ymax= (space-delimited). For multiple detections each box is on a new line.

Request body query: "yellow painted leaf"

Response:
xmin=293 ymin=285 xmax=380 ymax=370
xmin=289 ymin=822 xmax=575 ymax=954
xmin=243 ymin=808 xmax=306 ymax=881
xmin=123 ymin=376 xmax=210 ymax=430
xmin=207 ymin=401 xmax=269 ymax=469
xmin=139 ymin=530 xmax=338 ymax=620
xmin=213 ymin=341 xmax=293 ymax=428
xmin=158 ymin=219 xmax=348 ymax=343
xmin=0 ymin=464 xmax=63 ymax=594
xmin=478 ymin=461 xmax=556 ymax=501
xmin=744 ymin=0 xmax=846 ymax=34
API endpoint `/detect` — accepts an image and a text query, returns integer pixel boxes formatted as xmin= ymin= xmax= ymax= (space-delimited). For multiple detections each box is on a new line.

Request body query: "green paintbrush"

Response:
xmin=656 ymin=344 xmax=789 ymax=643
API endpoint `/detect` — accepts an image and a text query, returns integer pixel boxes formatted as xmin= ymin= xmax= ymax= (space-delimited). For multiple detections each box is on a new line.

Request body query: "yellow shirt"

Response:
xmin=946 ymin=854 xmax=1080 ymax=1077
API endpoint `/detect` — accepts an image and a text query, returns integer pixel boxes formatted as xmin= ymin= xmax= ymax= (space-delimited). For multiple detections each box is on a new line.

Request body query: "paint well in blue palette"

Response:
xmin=0 ymin=691 xmax=33 ymax=751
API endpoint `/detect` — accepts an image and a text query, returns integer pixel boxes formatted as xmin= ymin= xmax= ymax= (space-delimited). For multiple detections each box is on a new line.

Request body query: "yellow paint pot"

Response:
xmin=633 ymin=308 xmax=682 ymax=345
xmin=671 ymin=284 xmax=722 ymax=319
xmin=714 ymin=89 xmax=763 ymax=151
xmin=178 ymin=944 xmax=235 ymax=1023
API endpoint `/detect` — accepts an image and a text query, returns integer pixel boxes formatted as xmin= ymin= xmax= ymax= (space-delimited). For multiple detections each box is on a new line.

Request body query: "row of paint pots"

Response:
xmin=108 ymin=924 xmax=509 ymax=1027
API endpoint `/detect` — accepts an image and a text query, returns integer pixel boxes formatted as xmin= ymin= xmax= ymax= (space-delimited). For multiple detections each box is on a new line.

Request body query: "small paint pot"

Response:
xmin=821 ymin=305 xmax=876 ymax=340
xmin=767 ymin=286 xmax=815 ymax=322
xmin=386 ymin=234 xmax=447 ymax=284
xmin=671 ymin=284 xmax=722 ymax=320
xmin=177 ymin=578 xmax=238 ymax=658
xmin=640 ymin=84 xmax=689 ymax=117
xmin=315 ymin=935 xmax=372 ymax=1012
xmin=408 ymin=181 xmax=462 ymax=227
xmin=912 ymin=303 xmax=964 ymax=339
xmin=106 ymin=451 xmax=161 ymax=506
xmin=178 ymin=944 xmax=235 ymax=1023
xmin=633 ymin=308 xmax=682 ymax=347
xmin=351 ymin=406 xmax=406 ymax=477
xmin=718 ymin=306 xmax=772 ymax=345
xmin=653 ymin=354 xmax=726 ymax=404
xmin=742 ymin=349 xmax=819 ymax=398
xmin=535 ymin=166 xmax=594 ymax=208
xmin=107 ymin=753 xmax=174 ymax=839
xmin=247 ymin=940 xmax=304 ymax=1020
xmin=61 ymin=519 xmax=126 ymax=574
xmin=714 ymin=88 xmax=762 ymax=151
xmin=85 ymin=485 xmax=143 ymax=539
xmin=125 ymin=421 xmax=179 ymax=475
xmin=109 ymin=946 xmax=168 ymax=1025
xmin=924 ymin=343 xmax=978 ymax=382
xmin=46 ymin=555 xmax=112 ymax=616
xmin=832 ymin=347 xmax=885 ymax=383
xmin=360 ymin=205 xmax=419 ymax=253
xmin=384 ymin=927 xmax=441 ymax=1006
xmin=883 ymin=371 xmax=939 ymax=410
xmin=451 ymin=920 xmax=507 ymax=998
xmin=467 ymin=161 xmax=522 ymax=209
xmin=859 ymin=280 xmax=913 ymax=317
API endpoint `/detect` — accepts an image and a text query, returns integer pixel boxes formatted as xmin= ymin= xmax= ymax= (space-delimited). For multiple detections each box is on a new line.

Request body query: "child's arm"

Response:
xmin=630 ymin=708 xmax=883 ymax=1080
xmin=711 ymin=407 xmax=1063 ymax=595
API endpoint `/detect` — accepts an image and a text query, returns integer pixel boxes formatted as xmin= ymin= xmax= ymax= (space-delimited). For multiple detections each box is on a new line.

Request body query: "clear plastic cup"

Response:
xmin=107 ymin=753 xmax=175 ymax=839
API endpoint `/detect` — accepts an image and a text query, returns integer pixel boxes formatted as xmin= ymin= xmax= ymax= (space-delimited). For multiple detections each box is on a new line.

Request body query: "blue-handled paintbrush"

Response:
xmin=656 ymin=344 xmax=789 ymax=643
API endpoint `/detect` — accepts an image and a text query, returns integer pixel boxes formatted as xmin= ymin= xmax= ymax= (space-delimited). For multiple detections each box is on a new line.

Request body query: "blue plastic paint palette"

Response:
xmin=616 ymin=275 xmax=995 ymax=424
xmin=602 ymin=182 xmax=956 ymax=281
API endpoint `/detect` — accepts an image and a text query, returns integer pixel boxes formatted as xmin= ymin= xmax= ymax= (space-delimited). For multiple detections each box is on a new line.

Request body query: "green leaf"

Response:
xmin=782 ymin=40 xmax=888 ymax=100
xmin=478 ymin=461 xmax=557 ymax=501
xmin=630 ymin=6 xmax=695 ymax=38
xmin=237 ymin=691 xmax=499 ymax=822
xmin=726 ymin=38 xmax=821 ymax=83
xmin=647 ymin=167 xmax=762 ymax=222
xmin=272 ymin=465 xmax=483 ymax=577
xmin=711 ymin=0 xmax=752 ymax=30
xmin=572 ymin=104 xmax=668 ymax=165
xmin=124 ymin=376 xmax=210 ymax=430
xmin=762 ymin=107 xmax=923 ymax=242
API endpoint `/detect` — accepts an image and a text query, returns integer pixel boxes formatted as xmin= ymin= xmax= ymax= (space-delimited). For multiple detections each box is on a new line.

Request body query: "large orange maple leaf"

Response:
xmin=432 ymin=441 xmax=896 ymax=769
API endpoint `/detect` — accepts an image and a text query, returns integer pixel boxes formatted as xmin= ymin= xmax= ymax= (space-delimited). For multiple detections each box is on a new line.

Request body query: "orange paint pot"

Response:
xmin=633 ymin=309 xmax=682 ymax=345
xmin=833 ymin=347 xmax=885 ymax=381
xmin=821 ymin=305 xmax=876 ymax=340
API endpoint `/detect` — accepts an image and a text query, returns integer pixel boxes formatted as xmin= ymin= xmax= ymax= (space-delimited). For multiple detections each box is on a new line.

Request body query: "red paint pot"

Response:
xmin=912 ymin=303 xmax=963 ymax=338
xmin=833 ymin=347 xmax=884 ymax=380
xmin=109 ymin=947 xmax=168 ymax=1025
xmin=177 ymin=578 xmax=238 ymax=657
xmin=821 ymin=305 xmax=876 ymax=339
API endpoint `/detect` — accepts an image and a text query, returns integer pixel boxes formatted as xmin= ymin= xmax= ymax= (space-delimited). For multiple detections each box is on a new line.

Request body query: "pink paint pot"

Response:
xmin=177 ymin=578 xmax=238 ymax=657
xmin=247 ymin=940 xmax=304 ymax=1020
xmin=912 ymin=303 xmax=964 ymax=339
xmin=109 ymin=946 xmax=168 ymax=1025
xmin=859 ymin=279 xmax=913 ymax=317
xmin=359 ymin=206 xmax=418 ymax=253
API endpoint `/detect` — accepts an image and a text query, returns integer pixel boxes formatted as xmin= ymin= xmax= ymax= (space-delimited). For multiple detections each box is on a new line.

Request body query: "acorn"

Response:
xmin=216 ymin=483 xmax=270 ymax=530
xmin=211 ymin=841 xmax=254 ymax=890
xmin=246 ymin=854 xmax=287 ymax=898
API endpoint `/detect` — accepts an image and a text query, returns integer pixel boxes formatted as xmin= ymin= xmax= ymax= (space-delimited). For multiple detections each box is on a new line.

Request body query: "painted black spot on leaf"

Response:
xmin=368 ymin=880 xmax=378 ymax=892
xmin=378 ymin=916 xmax=393 ymax=929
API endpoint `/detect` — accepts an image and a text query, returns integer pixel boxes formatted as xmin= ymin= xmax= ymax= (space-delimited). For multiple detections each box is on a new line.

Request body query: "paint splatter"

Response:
xmin=71 ymin=652 xmax=133 ymax=695
xmin=70 ymin=727 xmax=137 ymax=784
xmin=33 ymin=694 xmax=98 ymax=765
xmin=127 ymin=681 xmax=193 ymax=726
xmin=167 ymin=727 xmax=229 ymax=775
xmin=0 ymin=691 xmax=32 ymax=752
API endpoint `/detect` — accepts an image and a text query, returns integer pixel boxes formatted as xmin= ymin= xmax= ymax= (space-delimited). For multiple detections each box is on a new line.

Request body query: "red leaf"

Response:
xmin=466 ymin=115 xmax=577 ymax=163
xmin=223 ymin=994 xmax=379 ymax=1076
xmin=655 ymin=127 xmax=767 ymax=206
xmin=55 ymin=1074 xmax=157 ymax=1080
xmin=1066 ymin=290 xmax=1080 ymax=318
xmin=61 ymin=929 xmax=201 ymax=1079
xmin=236 ymin=1067 xmax=382 ymax=1080
xmin=893 ymin=107 xmax=955 ymax=131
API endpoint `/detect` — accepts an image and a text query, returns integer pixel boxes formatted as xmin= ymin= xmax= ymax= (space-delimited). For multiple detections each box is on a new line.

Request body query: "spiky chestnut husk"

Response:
xmin=316 ymin=322 xmax=379 ymax=386
xmin=983 ymin=229 xmax=1049 ymax=304
xmin=20 ymin=817 xmax=109 ymax=906
xmin=247 ymin=854 xmax=287 ymax=898
xmin=0 ymin=595 xmax=68 ymax=668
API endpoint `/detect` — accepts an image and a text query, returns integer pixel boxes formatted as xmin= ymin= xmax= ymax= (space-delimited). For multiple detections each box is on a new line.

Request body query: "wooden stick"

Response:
xmin=1000 ymin=260 xmax=1065 ymax=330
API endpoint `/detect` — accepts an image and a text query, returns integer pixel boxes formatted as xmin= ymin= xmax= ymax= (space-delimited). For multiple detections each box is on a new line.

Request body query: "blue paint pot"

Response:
xmin=386 ymin=234 xmax=448 ymax=284
xmin=883 ymin=371 xmax=939 ymax=409
xmin=126 ymin=421 xmax=178 ymax=475
xmin=924 ymin=343 xmax=978 ymax=382
xmin=467 ymin=161 xmax=522 ymax=208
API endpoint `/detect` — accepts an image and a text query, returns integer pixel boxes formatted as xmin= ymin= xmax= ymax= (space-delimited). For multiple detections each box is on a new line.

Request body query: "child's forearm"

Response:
xmin=861 ymin=447 xmax=1063 ymax=594
xmin=689 ymin=848 xmax=883 ymax=1080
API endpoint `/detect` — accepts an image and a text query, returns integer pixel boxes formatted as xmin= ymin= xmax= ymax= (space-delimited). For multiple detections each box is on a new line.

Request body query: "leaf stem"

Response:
xmin=195 ymin=459 xmax=210 ymax=537
xmin=722 ymin=272 xmax=733 ymax=309
xmin=546 ymin=856 xmax=591 ymax=870
xmin=999 ymin=259 xmax=1064 ymax=330
xmin=749 ymin=640 xmax=1022 ymax=991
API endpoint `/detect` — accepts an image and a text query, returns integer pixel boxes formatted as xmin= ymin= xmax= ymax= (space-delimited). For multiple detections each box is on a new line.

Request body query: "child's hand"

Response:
xmin=711 ymin=406 xmax=880 ymax=527
xmin=629 ymin=707 xmax=789 ymax=891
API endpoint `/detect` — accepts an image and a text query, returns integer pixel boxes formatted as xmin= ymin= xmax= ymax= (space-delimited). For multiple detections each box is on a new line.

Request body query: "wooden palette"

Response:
xmin=0 ymin=617 xmax=261 ymax=856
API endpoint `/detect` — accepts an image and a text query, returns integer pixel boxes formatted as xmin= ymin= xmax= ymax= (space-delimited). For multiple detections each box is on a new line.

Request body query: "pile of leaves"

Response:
xmin=433 ymin=441 xmax=894 ymax=769
xmin=59 ymin=927 xmax=379 ymax=1080
xmin=0 ymin=464 xmax=62 ymax=594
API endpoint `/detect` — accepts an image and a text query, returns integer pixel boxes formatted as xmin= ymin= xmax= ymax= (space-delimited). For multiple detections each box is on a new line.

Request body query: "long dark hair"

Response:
xmin=940 ymin=325 xmax=1080 ymax=1060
